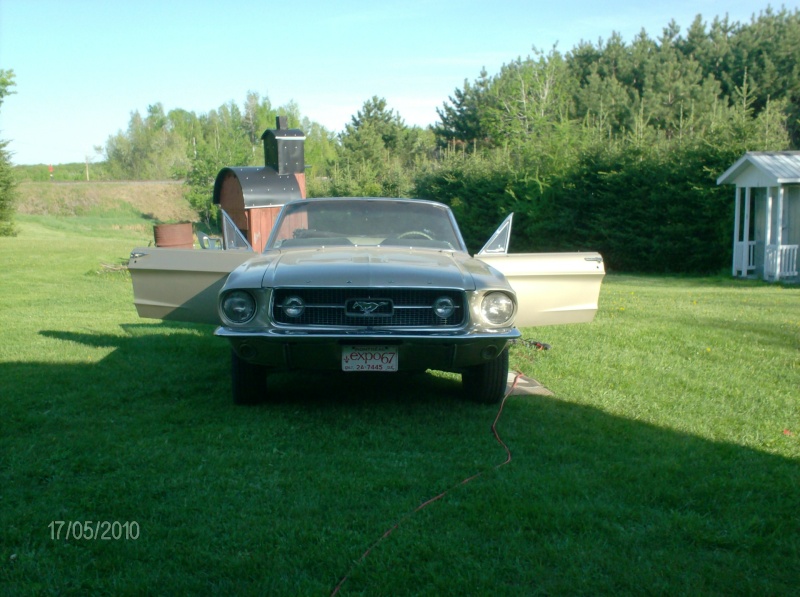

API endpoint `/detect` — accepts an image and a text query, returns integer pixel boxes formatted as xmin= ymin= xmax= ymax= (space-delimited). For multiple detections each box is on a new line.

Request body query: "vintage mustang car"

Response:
xmin=128 ymin=197 xmax=604 ymax=404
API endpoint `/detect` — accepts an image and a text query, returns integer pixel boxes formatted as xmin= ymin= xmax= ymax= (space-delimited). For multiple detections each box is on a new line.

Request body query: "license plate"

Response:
xmin=342 ymin=346 xmax=398 ymax=372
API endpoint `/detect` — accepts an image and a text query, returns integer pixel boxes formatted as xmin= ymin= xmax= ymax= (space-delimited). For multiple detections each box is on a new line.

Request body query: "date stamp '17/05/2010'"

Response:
xmin=48 ymin=521 xmax=139 ymax=541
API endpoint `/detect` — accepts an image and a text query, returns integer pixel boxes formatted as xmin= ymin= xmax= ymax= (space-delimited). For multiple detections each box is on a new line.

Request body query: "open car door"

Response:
xmin=476 ymin=214 xmax=605 ymax=328
xmin=128 ymin=248 xmax=252 ymax=325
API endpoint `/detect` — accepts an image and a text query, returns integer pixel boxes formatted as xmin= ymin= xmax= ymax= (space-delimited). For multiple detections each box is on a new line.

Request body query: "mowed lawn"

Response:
xmin=1 ymin=211 xmax=799 ymax=595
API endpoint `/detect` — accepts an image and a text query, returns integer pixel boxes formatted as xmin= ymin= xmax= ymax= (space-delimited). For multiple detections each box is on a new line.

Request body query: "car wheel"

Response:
xmin=231 ymin=349 xmax=267 ymax=405
xmin=461 ymin=349 xmax=509 ymax=404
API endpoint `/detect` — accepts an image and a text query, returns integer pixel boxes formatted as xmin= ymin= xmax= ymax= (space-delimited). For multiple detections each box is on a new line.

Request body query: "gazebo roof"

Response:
xmin=717 ymin=151 xmax=800 ymax=185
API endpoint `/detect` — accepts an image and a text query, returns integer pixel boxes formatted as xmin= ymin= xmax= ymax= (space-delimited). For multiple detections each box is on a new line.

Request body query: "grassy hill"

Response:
xmin=16 ymin=180 xmax=197 ymax=223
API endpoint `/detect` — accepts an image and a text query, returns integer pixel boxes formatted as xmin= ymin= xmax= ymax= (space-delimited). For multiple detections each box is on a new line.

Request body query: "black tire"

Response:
xmin=461 ymin=349 xmax=509 ymax=404
xmin=231 ymin=349 xmax=268 ymax=405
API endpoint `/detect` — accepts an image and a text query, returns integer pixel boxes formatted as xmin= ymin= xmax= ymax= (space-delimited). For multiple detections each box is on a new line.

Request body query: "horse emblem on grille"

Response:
xmin=347 ymin=299 xmax=392 ymax=316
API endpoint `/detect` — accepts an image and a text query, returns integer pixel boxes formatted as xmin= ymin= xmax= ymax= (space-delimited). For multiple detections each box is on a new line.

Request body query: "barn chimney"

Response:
xmin=262 ymin=115 xmax=305 ymax=175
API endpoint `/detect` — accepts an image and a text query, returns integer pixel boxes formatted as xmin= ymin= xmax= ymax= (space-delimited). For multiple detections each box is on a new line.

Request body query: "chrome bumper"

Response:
xmin=215 ymin=326 xmax=520 ymax=372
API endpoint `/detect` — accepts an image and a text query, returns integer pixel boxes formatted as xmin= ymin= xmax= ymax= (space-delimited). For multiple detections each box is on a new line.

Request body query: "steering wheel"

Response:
xmin=397 ymin=230 xmax=434 ymax=240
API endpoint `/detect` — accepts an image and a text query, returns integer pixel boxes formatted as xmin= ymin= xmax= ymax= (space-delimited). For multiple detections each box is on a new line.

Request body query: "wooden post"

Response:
xmin=765 ymin=187 xmax=773 ymax=280
xmin=776 ymin=185 xmax=785 ymax=280
xmin=733 ymin=186 xmax=741 ymax=276
xmin=766 ymin=187 xmax=773 ymax=246
xmin=743 ymin=187 xmax=752 ymax=274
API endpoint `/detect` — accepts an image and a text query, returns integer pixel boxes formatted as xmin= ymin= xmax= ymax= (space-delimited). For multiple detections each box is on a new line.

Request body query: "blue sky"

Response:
xmin=0 ymin=0 xmax=790 ymax=165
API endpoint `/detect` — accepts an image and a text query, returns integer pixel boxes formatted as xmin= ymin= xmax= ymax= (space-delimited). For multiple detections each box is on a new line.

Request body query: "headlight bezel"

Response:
xmin=479 ymin=291 xmax=516 ymax=326
xmin=220 ymin=290 xmax=258 ymax=325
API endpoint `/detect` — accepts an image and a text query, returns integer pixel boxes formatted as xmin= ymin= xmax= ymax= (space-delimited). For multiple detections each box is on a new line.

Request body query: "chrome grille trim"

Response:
xmin=271 ymin=288 xmax=466 ymax=328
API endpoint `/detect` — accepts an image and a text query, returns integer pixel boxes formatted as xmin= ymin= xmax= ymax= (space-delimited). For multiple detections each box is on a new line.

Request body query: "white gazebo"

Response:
xmin=717 ymin=151 xmax=800 ymax=282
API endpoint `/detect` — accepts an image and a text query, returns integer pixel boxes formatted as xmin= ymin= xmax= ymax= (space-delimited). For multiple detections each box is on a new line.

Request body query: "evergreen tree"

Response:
xmin=0 ymin=69 xmax=17 ymax=236
xmin=336 ymin=96 xmax=434 ymax=196
xmin=435 ymin=72 xmax=491 ymax=149
xmin=0 ymin=138 xmax=16 ymax=236
xmin=339 ymin=96 xmax=406 ymax=161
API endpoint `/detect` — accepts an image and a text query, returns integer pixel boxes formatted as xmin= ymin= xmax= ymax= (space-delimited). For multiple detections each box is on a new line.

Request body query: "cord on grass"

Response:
xmin=330 ymin=372 xmax=522 ymax=595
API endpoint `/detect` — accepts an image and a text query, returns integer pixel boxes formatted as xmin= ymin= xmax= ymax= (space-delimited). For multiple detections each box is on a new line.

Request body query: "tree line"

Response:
xmin=4 ymin=6 xmax=798 ymax=274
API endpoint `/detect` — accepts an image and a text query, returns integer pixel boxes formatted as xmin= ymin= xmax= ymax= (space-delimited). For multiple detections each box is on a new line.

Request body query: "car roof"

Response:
xmin=283 ymin=197 xmax=450 ymax=208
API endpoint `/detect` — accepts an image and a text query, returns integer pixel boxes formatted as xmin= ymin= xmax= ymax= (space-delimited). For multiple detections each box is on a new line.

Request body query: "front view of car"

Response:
xmin=215 ymin=198 xmax=520 ymax=405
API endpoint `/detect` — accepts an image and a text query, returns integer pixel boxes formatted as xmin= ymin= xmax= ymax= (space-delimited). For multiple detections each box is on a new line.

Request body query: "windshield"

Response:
xmin=266 ymin=199 xmax=465 ymax=251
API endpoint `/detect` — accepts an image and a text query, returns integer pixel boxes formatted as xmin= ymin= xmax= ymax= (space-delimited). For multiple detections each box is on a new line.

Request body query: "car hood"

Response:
xmin=260 ymin=246 xmax=477 ymax=290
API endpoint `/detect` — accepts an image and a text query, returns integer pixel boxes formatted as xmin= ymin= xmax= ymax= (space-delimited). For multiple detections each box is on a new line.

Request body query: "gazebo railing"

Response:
xmin=734 ymin=241 xmax=756 ymax=275
xmin=765 ymin=244 xmax=799 ymax=279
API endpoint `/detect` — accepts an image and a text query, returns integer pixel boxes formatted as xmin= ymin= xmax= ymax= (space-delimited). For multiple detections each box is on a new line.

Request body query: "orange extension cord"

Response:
xmin=330 ymin=372 xmax=522 ymax=595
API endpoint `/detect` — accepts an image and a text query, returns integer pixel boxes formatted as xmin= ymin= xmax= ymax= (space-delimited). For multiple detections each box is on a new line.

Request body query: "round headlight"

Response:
xmin=281 ymin=295 xmax=305 ymax=318
xmin=433 ymin=296 xmax=455 ymax=319
xmin=221 ymin=290 xmax=256 ymax=324
xmin=480 ymin=292 xmax=515 ymax=325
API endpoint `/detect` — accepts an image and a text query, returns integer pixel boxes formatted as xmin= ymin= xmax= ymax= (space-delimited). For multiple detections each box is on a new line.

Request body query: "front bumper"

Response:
xmin=215 ymin=327 xmax=521 ymax=372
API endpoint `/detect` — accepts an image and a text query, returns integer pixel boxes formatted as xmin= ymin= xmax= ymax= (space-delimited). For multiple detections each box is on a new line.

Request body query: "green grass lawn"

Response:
xmin=1 ymin=212 xmax=798 ymax=595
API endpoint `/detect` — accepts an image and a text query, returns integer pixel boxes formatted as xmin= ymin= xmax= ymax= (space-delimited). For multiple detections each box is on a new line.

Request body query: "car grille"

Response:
xmin=271 ymin=288 xmax=466 ymax=328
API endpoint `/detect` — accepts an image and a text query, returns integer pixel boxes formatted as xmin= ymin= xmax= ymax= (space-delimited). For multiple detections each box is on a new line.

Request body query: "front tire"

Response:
xmin=461 ymin=349 xmax=509 ymax=404
xmin=231 ymin=349 xmax=268 ymax=405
